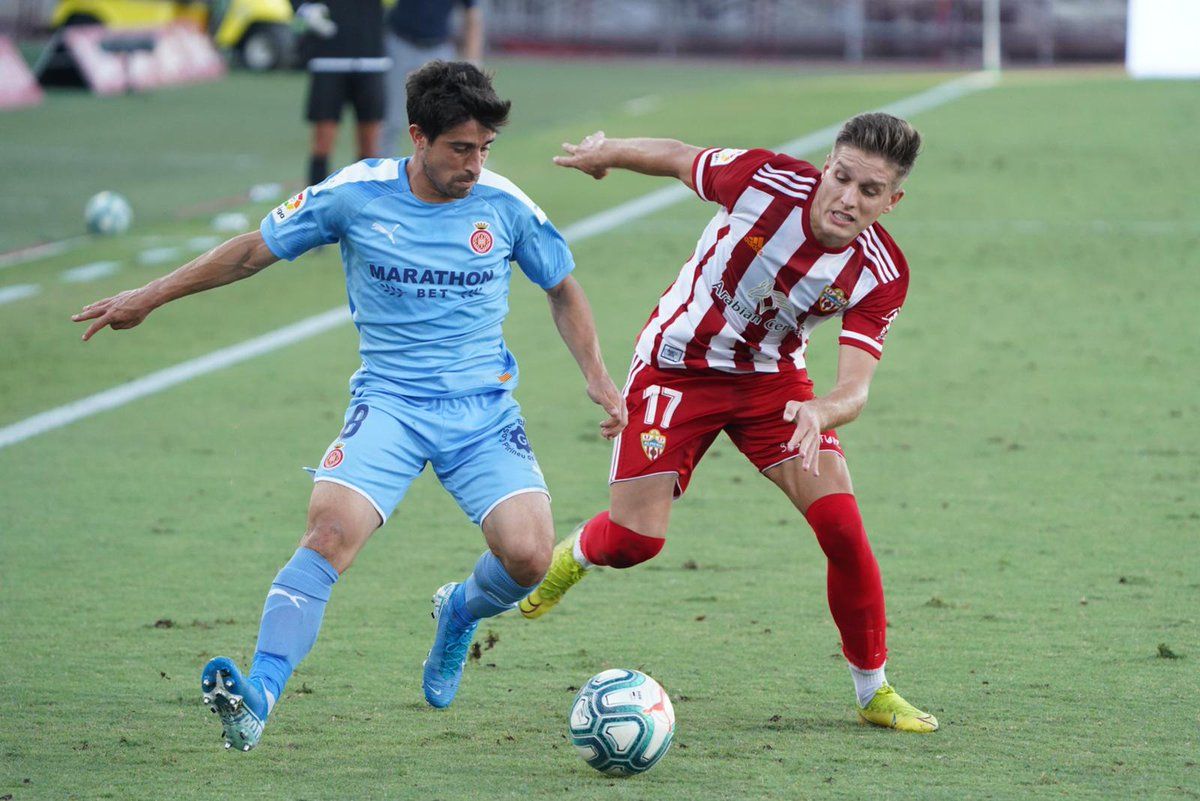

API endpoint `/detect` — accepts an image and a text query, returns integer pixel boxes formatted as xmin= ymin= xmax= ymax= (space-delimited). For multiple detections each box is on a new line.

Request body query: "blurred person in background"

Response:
xmin=382 ymin=0 xmax=484 ymax=156
xmin=294 ymin=0 xmax=389 ymax=185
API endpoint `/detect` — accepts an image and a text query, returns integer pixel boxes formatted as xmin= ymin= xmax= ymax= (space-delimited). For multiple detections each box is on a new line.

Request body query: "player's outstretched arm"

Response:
xmin=553 ymin=131 xmax=703 ymax=189
xmin=544 ymin=275 xmax=628 ymax=440
xmin=782 ymin=345 xmax=879 ymax=475
xmin=71 ymin=230 xmax=279 ymax=341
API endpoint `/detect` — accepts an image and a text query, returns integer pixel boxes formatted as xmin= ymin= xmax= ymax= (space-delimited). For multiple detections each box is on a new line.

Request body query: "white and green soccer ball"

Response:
xmin=84 ymin=191 xmax=133 ymax=236
xmin=569 ymin=668 xmax=675 ymax=776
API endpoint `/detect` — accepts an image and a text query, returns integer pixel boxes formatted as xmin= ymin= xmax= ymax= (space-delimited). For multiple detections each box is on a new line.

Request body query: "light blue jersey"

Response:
xmin=260 ymin=158 xmax=573 ymax=399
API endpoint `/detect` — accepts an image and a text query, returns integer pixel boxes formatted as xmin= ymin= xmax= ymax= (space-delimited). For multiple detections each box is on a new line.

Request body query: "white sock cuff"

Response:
xmin=848 ymin=662 xmax=887 ymax=708
xmin=572 ymin=532 xmax=593 ymax=569
xmin=848 ymin=662 xmax=886 ymax=680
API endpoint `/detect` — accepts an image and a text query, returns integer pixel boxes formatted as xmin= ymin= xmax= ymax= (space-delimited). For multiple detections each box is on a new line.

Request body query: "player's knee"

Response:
xmin=813 ymin=522 xmax=872 ymax=567
xmin=591 ymin=513 xmax=666 ymax=569
xmin=810 ymin=517 xmax=878 ymax=573
xmin=805 ymin=494 xmax=873 ymax=567
xmin=506 ymin=550 xmax=551 ymax=587
xmin=299 ymin=519 xmax=354 ymax=570
xmin=498 ymin=537 xmax=553 ymax=586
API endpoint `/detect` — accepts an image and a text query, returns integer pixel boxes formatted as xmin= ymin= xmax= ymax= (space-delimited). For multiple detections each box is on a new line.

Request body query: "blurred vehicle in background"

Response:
xmin=49 ymin=0 xmax=295 ymax=69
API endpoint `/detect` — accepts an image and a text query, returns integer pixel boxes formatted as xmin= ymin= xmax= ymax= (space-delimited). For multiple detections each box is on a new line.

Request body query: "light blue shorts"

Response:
xmin=313 ymin=389 xmax=548 ymax=525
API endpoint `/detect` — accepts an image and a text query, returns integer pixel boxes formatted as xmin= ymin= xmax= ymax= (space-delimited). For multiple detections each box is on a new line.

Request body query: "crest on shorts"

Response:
xmin=815 ymin=284 xmax=849 ymax=314
xmin=500 ymin=421 xmax=536 ymax=461
xmin=322 ymin=443 xmax=344 ymax=470
xmin=469 ymin=221 xmax=494 ymax=254
xmin=641 ymin=428 xmax=667 ymax=461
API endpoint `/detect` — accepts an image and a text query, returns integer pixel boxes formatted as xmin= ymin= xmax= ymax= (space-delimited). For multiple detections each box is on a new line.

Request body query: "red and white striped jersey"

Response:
xmin=633 ymin=147 xmax=909 ymax=373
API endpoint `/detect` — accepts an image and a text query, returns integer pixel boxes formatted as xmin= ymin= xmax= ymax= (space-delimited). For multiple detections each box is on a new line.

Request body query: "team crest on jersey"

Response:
xmin=744 ymin=235 xmax=765 ymax=253
xmin=322 ymin=443 xmax=344 ymax=470
xmin=815 ymin=285 xmax=849 ymax=314
xmin=641 ymin=428 xmax=667 ymax=461
xmin=273 ymin=191 xmax=306 ymax=223
xmin=469 ymin=221 xmax=494 ymax=254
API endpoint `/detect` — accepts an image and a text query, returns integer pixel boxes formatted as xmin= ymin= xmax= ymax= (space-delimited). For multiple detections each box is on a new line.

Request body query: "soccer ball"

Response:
xmin=84 ymin=191 xmax=133 ymax=236
xmin=569 ymin=668 xmax=675 ymax=776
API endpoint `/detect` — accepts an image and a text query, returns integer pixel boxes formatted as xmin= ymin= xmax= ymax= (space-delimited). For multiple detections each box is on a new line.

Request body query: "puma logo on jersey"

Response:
xmin=371 ymin=222 xmax=400 ymax=244
xmin=267 ymin=588 xmax=308 ymax=608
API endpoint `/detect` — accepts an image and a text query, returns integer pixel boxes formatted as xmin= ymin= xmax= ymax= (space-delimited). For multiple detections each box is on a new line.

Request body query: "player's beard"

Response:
xmin=423 ymin=161 xmax=475 ymax=200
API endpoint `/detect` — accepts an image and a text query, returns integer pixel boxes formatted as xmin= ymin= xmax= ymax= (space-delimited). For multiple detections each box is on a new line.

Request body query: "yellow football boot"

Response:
xmin=857 ymin=683 xmax=939 ymax=733
xmin=519 ymin=526 xmax=589 ymax=619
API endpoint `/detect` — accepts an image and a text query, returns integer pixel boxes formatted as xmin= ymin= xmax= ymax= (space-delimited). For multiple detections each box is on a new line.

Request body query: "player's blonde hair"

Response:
xmin=835 ymin=113 xmax=922 ymax=182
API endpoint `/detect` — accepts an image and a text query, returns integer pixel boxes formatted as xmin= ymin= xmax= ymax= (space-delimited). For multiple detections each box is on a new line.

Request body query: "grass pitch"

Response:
xmin=1 ymin=62 xmax=1198 ymax=800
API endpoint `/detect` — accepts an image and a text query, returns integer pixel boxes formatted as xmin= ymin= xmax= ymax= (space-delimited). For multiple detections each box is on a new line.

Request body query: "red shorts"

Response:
xmin=610 ymin=358 xmax=844 ymax=497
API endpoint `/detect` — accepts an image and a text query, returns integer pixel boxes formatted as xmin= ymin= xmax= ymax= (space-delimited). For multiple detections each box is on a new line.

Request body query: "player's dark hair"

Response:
xmin=835 ymin=112 xmax=922 ymax=182
xmin=406 ymin=61 xmax=511 ymax=142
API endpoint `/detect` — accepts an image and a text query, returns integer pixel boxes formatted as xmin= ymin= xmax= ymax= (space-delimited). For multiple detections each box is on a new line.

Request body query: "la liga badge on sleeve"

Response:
xmin=273 ymin=191 xmax=306 ymax=223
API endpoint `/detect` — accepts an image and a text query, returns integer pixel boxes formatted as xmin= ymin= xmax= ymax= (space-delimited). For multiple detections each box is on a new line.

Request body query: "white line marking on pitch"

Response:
xmin=61 ymin=260 xmax=121 ymax=283
xmin=0 ymin=72 xmax=995 ymax=451
xmin=0 ymin=238 xmax=87 ymax=271
xmin=0 ymin=309 xmax=350 ymax=450
xmin=0 ymin=284 xmax=41 ymax=306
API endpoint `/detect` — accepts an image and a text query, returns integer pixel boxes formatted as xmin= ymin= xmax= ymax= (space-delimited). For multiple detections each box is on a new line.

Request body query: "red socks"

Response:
xmin=579 ymin=511 xmax=665 ymax=569
xmin=578 ymin=496 xmax=886 ymax=671
xmin=804 ymin=493 xmax=888 ymax=670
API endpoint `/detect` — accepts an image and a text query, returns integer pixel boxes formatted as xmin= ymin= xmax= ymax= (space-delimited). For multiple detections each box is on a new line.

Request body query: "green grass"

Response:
xmin=2 ymin=62 xmax=1198 ymax=800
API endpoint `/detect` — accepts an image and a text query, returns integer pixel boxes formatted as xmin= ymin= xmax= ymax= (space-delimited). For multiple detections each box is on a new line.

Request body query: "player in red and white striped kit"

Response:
xmin=521 ymin=113 xmax=938 ymax=732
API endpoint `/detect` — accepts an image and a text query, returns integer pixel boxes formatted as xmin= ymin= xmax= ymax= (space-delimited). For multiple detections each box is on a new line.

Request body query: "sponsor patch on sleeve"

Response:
xmin=272 ymin=191 xmax=306 ymax=223
xmin=878 ymin=307 xmax=901 ymax=341
xmin=709 ymin=148 xmax=748 ymax=167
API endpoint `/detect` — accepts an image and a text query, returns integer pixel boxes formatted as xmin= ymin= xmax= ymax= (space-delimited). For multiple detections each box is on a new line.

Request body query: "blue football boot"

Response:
xmin=422 ymin=583 xmax=478 ymax=709
xmin=201 ymin=656 xmax=268 ymax=751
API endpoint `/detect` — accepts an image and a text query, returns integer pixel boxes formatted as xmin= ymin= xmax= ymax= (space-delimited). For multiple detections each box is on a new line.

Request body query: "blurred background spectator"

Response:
xmin=294 ymin=0 xmax=388 ymax=185
xmin=382 ymin=0 xmax=484 ymax=156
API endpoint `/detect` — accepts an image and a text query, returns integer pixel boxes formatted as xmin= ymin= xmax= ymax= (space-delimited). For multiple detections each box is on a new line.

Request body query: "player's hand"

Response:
xmin=553 ymin=131 xmax=610 ymax=180
xmin=587 ymin=373 xmax=627 ymax=439
xmin=71 ymin=287 xmax=156 ymax=341
xmin=782 ymin=400 xmax=824 ymax=476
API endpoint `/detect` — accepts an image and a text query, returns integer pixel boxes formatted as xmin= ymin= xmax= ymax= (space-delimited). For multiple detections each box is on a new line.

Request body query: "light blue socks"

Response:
xmin=249 ymin=547 xmax=339 ymax=709
xmin=457 ymin=550 xmax=533 ymax=621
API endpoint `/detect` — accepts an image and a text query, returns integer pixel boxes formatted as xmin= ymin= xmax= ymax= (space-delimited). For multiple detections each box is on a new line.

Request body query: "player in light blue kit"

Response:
xmin=72 ymin=61 xmax=627 ymax=751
